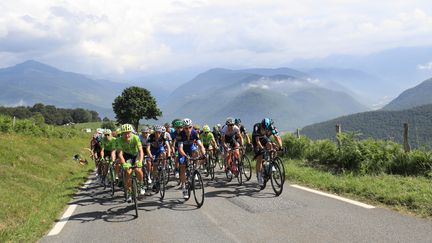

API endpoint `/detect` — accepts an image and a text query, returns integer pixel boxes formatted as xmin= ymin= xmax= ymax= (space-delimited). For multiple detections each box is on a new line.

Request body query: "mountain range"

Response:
xmin=301 ymin=77 xmax=432 ymax=147
xmin=161 ymin=68 xmax=366 ymax=130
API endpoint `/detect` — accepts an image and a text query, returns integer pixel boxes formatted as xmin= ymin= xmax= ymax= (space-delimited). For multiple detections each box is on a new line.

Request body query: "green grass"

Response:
xmin=0 ymin=133 xmax=93 ymax=242
xmin=283 ymin=159 xmax=432 ymax=217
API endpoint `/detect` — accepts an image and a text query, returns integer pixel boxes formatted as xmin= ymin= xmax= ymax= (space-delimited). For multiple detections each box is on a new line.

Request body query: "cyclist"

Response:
xmin=252 ymin=118 xmax=283 ymax=187
xmin=235 ymin=118 xmax=251 ymax=145
xmin=178 ymin=118 xmax=206 ymax=199
xmin=146 ymin=125 xmax=171 ymax=190
xmin=200 ymin=125 xmax=218 ymax=173
xmin=171 ymin=119 xmax=184 ymax=179
xmin=100 ymin=129 xmax=117 ymax=184
xmin=221 ymin=117 xmax=243 ymax=177
xmin=139 ymin=127 xmax=152 ymax=183
xmin=117 ymin=124 xmax=145 ymax=202
xmin=90 ymin=129 xmax=103 ymax=177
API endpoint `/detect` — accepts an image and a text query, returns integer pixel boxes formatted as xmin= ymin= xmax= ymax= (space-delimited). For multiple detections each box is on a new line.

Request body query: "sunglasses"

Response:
xmin=105 ymin=134 xmax=110 ymax=136
xmin=184 ymin=126 xmax=192 ymax=129
xmin=228 ymin=124 xmax=234 ymax=126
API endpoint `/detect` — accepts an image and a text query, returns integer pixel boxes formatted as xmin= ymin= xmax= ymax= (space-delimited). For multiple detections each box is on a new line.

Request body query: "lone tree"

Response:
xmin=112 ymin=86 xmax=162 ymax=130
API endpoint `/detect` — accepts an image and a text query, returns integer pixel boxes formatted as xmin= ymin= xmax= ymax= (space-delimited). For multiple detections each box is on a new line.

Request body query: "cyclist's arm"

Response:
xmin=118 ymin=149 xmax=126 ymax=164
xmin=138 ymin=144 xmax=144 ymax=164
xmin=146 ymin=144 xmax=153 ymax=160
xmin=178 ymin=143 xmax=187 ymax=157
xmin=197 ymin=140 xmax=205 ymax=155
xmin=237 ymin=132 xmax=244 ymax=147
xmin=111 ymin=149 xmax=116 ymax=161
xmin=165 ymin=141 xmax=171 ymax=157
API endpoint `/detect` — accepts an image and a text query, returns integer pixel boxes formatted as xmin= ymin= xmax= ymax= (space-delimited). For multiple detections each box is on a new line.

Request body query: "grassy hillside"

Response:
xmin=301 ymin=104 xmax=432 ymax=148
xmin=0 ymin=133 xmax=92 ymax=242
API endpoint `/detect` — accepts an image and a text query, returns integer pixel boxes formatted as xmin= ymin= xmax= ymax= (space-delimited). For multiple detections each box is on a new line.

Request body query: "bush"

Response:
xmin=282 ymin=134 xmax=311 ymax=159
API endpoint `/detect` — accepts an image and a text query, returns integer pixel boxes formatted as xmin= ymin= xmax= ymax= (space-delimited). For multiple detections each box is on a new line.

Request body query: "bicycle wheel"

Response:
xmin=192 ymin=170 xmax=205 ymax=208
xmin=270 ymin=162 xmax=284 ymax=196
xmin=242 ymin=155 xmax=252 ymax=181
xmin=273 ymin=157 xmax=286 ymax=183
xmin=235 ymin=157 xmax=242 ymax=186
xmin=109 ymin=165 xmax=115 ymax=196
xmin=159 ymin=170 xmax=167 ymax=200
xmin=132 ymin=177 xmax=139 ymax=217
xmin=209 ymin=156 xmax=215 ymax=180
xmin=122 ymin=171 xmax=128 ymax=201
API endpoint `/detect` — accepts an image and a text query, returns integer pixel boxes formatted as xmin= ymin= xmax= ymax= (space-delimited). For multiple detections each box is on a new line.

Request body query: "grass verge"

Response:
xmin=283 ymin=159 xmax=432 ymax=218
xmin=0 ymin=133 xmax=92 ymax=242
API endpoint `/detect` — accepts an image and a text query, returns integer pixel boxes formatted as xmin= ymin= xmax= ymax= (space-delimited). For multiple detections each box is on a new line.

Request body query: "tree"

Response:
xmin=89 ymin=110 xmax=101 ymax=122
xmin=71 ymin=108 xmax=92 ymax=123
xmin=112 ymin=86 xmax=162 ymax=130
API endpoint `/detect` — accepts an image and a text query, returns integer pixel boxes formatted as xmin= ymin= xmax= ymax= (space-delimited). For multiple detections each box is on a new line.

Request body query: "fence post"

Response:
xmin=336 ymin=124 xmax=342 ymax=148
xmin=13 ymin=116 xmax=16 ymax=129
xmin=296 ymin=128 xmax=300 ymax=139
xmin=403 ymin=123 xmax=411 ymax=152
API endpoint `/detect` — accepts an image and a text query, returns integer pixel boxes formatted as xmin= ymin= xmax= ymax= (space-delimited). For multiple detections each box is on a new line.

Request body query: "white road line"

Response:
xmin=290 ymin=184 xmax=375 ymax=209
xmin=47 ymin=177 xmax=94 ymax=236
xmin=47 ymin=204 xmax=77 ymax=236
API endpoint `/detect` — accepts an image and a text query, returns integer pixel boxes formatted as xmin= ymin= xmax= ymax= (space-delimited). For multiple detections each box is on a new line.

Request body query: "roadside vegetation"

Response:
xmin=0 ymin=116 xmax=92 ymax=242
xmin=281 ymin=133 xmax=432 ymax=217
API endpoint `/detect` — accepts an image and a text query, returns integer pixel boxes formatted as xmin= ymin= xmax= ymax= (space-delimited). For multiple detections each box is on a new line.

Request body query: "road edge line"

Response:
xmin=290 ymin=184 xmax=375 ymax=209
xmin=47 ymin=176 xmax=94 ymax=236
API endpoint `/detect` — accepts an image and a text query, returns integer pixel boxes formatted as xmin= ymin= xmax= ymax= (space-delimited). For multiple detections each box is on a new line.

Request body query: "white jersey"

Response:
xmin=220 ymin=125 xmax=240 ymax=138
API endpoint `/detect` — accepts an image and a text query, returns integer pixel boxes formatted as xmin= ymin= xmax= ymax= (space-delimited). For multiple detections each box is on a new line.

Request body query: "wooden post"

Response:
xmin=336 ymin=124 xmax=341 ymax=147
xmin=296 ymin=128 xmax=300 ymax=139
xmin=403 ymin=123 xmax=411 ymax=152
xmin=13 ymin=116 xmax=16 ymax=128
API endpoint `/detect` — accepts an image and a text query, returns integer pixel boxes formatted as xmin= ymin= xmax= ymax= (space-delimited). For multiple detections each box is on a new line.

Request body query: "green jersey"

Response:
xmin=116 ymin=134 xmax=142 ymax=156
xmin=200 ymin=132 xmax=215 ymax=146
xmin=101 ymin=137 xmax=117 ymax=151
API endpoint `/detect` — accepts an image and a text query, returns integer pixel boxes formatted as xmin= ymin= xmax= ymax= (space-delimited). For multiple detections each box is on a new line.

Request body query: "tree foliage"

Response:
xmin=112 ymin=86 xmax=162 ymax=129
xmin=0 ymin=103 xmax=101 ymax=125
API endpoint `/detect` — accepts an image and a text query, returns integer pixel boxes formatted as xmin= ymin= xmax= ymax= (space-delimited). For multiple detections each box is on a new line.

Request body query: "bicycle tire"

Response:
xmin=270 ymin=162 xmax=283 ymax=196
xmin=159 ymin=170 xmax=166 ymax=200
xmin=235 ymin=157 xmax=242 ymax=186
xmin=209 ymin=156 xmax=215 ymax=180
xmin=192 ymin=170 xmax=205 ymax=208
xmin=216 ymin=152 xmax=224 ymax=170
xmin=109 ymin=165 xmax=115 ymax=196
xmin=273 ymin=157 xmax=286 ymax=183
xmin=132 ymin=177 xmax=139 ymax=217
xmin=242 ymin=155 xmax=252 ymax=181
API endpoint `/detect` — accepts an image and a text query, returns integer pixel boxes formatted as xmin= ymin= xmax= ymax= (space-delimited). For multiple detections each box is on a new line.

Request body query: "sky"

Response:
xmin=1 ymin=0 xmax=432 ymax=77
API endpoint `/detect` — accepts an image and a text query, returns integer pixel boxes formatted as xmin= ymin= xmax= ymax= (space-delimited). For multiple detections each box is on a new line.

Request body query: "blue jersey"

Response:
xmin=178 ymin=129 xmax=200 ymax=150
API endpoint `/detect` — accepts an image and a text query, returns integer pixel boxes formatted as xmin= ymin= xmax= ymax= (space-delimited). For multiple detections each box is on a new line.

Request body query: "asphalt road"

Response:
xmin=41 ymin=170 xmax=432 ymax=243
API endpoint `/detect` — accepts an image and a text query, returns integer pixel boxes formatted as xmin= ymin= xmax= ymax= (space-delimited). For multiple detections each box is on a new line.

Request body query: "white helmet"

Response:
xmin=154 ymin=125 xmax=164 ymax=133
xmin=183 ymin=118 xmax=193 ymax=126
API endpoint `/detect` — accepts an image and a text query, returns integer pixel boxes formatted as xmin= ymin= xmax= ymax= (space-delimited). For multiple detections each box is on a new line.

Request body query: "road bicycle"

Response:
xmin=184 ymin=156 xmax=206 ymax=208
xmin=259 ymin=148 xmax=284 ymax=196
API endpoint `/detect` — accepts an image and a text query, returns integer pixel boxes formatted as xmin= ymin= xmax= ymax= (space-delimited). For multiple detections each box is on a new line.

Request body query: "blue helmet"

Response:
xmin=261 ymin=118 xmax=272 ymax=129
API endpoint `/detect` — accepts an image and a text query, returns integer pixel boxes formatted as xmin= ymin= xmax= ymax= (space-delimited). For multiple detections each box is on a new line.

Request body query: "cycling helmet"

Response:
xmin=103 ymin=129 xmax=112 ymax=135
xmin=226 ymin=117 xmax=235 ymax=125
xmin=203 ymin=125 xmax=211 ymax=133
xmin=183 ymin=118 xmax=193 ymax=126
xmin=96 ymin=128 xmax=103 ymax=134
xmin=141 ymin=127 xmax=150 ymax=133
xmin=261 ymin=118 xmax=273 ymax=129
xmin=235 ymin=118 xmax=241 ymax=125
xmin=121 ymin=124 xmax=134 ymax=133
xmin=161 ymin=126 xmax=166 ymax=133
xmin=164 ymin=122 xmax=170 ymax=127
xmin=172 ymin=118 xmax=181 ymax=126
xmin=154 ymin=125 xmax=164 ymax=133
xmin=173 ymin=119 xmax=184 ymax=128
xmin=169 ymin=127 xmax=175 ymax=133
xmin=193 ymin=124 xmax=201 ymax=130
xmin=217 ymin=124 xmax=221 ymax=128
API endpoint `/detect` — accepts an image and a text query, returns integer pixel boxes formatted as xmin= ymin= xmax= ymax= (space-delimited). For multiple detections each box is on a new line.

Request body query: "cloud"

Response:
xmin=1 ymin=0 xmax=432 ymax=76
xmin=417 ymin=62 xmax=432 ymax=70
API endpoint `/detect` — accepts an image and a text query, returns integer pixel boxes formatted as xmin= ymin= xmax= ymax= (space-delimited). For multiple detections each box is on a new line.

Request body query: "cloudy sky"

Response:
xmin=1 ymin=0 xmax=431 ymax=77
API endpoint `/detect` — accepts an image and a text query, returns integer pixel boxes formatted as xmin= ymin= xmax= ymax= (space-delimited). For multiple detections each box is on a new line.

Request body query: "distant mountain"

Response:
xmin=290 ymin=45 xmax=432 ymax=97
xmin=161 ymin=68 xmax=366 ymax=131
xmin=383 ymin=77 xmax=432 ymax=111
xmin=306 ymin=68 xmax=391 ymax=108
xmin=301 ymin=104 xmax=432 ymax=148
xmin=0 ymin=60 xmax=129 ymax=117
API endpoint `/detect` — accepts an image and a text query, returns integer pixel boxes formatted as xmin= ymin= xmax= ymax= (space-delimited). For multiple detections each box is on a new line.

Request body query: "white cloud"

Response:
xmin=417 ymin=62 xmax=432 ymax=70
xmin=1 ymin=0 xmax=432 ymax=76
